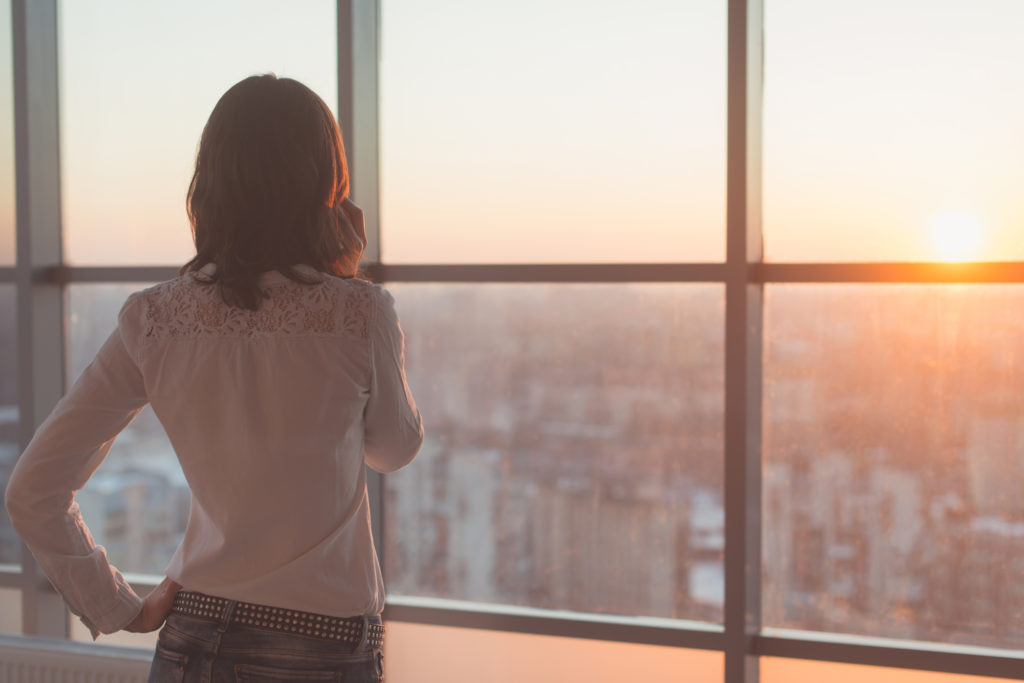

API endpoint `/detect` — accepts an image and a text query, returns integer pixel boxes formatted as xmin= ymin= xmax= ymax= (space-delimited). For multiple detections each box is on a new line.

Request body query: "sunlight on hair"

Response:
xmin=928 ymin=211 xmax=983 ymax=262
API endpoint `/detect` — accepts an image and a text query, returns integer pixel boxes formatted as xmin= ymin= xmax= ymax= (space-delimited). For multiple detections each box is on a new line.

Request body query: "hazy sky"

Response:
xmin=2 ymin=1 xmax=1023 ymax=265
xmin=379 ymin=0 xmax=725 ymax=263
xmin=763 ymin=0 xmax=1024 ymax=262
xmin=58 ymin=0 xmax=337 ymax=265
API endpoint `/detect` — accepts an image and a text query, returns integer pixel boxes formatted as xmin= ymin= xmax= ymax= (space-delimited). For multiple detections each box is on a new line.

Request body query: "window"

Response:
xmin=379 ymin=0 xmax=725 ymax=263
xmin=5 ymin=0 xmax=1024 ymax=681
xmin=0 ymin=0 xmax=17 ymax=577
xmin=763 ymin=0 xmax=1024 ymax=262
xmin=385 ymin=284 xmax=724 ymax=621
xmin=377 ymin=0 xmax=729 ymax=631
xmin=59 ymin=0 xmax=338 ymax=265
xmin=765 ymin=286 xmax=1024 ymax=649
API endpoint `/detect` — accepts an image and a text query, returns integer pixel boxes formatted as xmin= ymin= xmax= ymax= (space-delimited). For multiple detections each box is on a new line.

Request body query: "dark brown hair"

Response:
xmin=182 ymin=74 xmax=361 ymax=309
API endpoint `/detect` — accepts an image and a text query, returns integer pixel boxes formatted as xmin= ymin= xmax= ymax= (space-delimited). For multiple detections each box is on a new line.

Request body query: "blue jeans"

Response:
xmin=148 ymin=609 xmax=384 ymax=682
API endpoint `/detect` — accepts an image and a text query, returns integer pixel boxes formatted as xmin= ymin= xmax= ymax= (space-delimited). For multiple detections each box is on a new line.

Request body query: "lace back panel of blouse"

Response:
xmin=141 ymin=275 xmax=375 ymax=341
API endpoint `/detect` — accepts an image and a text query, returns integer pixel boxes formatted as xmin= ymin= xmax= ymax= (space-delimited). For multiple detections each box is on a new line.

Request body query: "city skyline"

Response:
xmin=3 ymin=282 xmax=1021 ymax=651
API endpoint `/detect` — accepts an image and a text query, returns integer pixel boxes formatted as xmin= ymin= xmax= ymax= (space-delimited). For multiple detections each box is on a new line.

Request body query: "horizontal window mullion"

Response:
xmin=755 ymin=631 xmax=1024 ymax=680
xmin=383 ymin=596 xmax=724 ymax=651
xmin=756 ymin=262 xmax=1024 ymax=283
xmin=47 ymin=266 xmax=179 ymax=284
xmin=47 ymin=262 xmax=1024 ymax=285
xmin=366 ymin=263 xmax=727 ymax=283
xmin=52 ymin=263 xmax=730 ymax=284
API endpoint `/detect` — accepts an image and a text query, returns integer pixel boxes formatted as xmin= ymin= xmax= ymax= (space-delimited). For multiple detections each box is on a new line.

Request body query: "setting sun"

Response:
xmin=928 ymin=211 xmax=983 ymax=262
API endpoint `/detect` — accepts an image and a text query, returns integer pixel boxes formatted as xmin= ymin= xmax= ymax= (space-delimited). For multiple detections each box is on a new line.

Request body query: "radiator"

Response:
xmin=0 ymin=634 xmax=151 ymax=683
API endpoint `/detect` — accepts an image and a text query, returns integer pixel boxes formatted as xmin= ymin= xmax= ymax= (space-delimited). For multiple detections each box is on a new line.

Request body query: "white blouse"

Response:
xmin=5 ymin=265 xmax=423 ymax=637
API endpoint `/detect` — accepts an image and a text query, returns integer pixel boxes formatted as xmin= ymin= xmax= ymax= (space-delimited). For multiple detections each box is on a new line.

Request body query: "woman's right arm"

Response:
xmin=363 ymin=287 xmax=423 ymax=473
xmin=4 ymin=294 xmax=150 ymax=637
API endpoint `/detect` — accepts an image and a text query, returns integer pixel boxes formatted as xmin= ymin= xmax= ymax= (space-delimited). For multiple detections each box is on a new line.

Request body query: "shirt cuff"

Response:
xmin=74 ymin=577 xmax=144 ymax=640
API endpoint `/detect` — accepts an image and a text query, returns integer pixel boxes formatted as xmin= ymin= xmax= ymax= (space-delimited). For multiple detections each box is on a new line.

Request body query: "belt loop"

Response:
xmin=355 ymin=614 xmax=370 ymax=652
xmin=218 ymin=599 xmax=237 ymax=634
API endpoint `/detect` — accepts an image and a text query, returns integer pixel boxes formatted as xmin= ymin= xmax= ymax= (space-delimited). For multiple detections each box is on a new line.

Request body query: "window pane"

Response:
xmin=0 ymin=587 xmax=20 ymax=634
xmin=0 ymin=0 xmax=14 ymax=265
xmin=765 ymin=285 xmax=1024 ymax=649
xmin=762 ymin=657 xmax=1022 ymax=683
xmin=764 ymin=2 xmax=1024 ymax=262
xmin=387 ymin=622 xmax=723 ymax=682
xmin=380 ymin=1 xmax=726 ymax=264
xmin=0 ymin=286 xmax=17 ymax=565
xmin=385 ymin=284 xmax=723 ymax=622
xmin=67 ymin=285 xmax=186 ymax=576
xmin=60 ymin=1 xmax=337 ymax=265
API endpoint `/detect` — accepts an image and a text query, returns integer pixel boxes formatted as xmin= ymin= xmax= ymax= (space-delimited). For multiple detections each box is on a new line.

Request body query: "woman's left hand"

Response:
xmin=124 ymin=576 xmax=182 ymax=633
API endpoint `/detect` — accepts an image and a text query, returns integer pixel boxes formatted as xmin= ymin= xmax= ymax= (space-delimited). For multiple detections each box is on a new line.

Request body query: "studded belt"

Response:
xmin=170 ymin=590 xmax=384 ymax=650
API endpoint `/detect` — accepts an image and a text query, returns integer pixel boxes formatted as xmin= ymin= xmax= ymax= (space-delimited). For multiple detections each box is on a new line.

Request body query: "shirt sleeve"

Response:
xmin=363 ymin=286 xmax=423 ymax=473
xmin=4 ymin=293 xmax=149 ymax=638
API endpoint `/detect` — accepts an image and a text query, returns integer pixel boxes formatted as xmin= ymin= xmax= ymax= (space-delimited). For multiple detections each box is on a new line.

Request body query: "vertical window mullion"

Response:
xmin=724 ymin=0 xmax=764 ymax=681
xmin=339 ymin=0 xmax=386 ymax=570
xmin=339 ymin=0 xmax=381 ymax=263
xmin=11 ymin=0 xmax=68 ymax=639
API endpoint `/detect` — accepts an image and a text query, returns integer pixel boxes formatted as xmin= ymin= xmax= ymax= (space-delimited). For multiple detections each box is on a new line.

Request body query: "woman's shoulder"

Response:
xmin=318 ymin=275 xmax=395 ymax=338
xmin=119 ymin=274 xmax=195 ymax=310
xmin=120 ymin=273 xmax=214 ymax=316
xmin=115 ymin=275 xmax=204 ymax=346
xmin=321 ymin=274 xmax=393 ymax=304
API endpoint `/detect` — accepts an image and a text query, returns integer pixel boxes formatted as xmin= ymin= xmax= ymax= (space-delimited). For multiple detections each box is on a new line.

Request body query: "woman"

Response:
xmin=5 ymin=74 xmax=423 ymax=682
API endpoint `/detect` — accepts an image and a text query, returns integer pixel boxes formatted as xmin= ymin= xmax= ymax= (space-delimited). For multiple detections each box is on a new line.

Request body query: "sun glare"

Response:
xmin=928 ymin=211 xmax=983 ymax=262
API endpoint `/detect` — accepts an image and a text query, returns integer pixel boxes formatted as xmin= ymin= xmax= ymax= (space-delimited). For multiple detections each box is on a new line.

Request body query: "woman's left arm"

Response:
xmin=5 ymin=293 xmax=149 ymax=638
